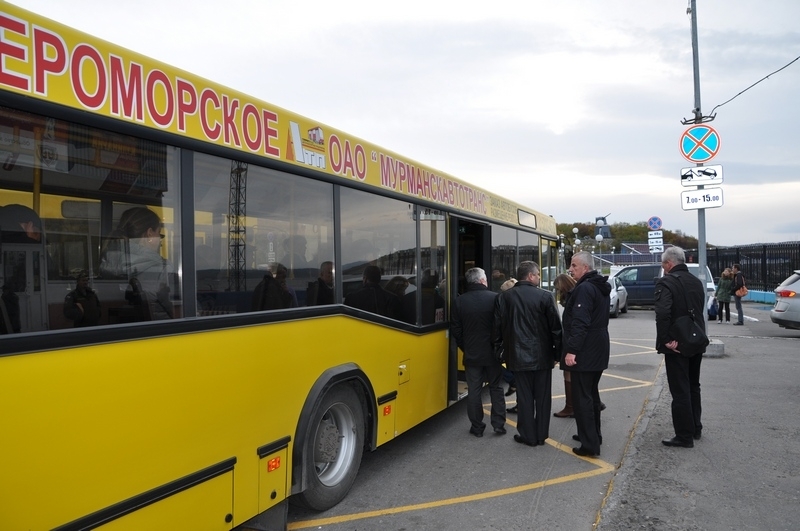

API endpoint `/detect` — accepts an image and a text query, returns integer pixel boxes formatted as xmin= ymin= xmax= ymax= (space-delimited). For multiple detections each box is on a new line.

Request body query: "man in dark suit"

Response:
xmin=562 ymin=251 xmax=611 ymax=458
xmin=655 ymin=246 xmax=706 ymax=448
xmin=494 ymin=261 xmax=562 ymax=447
xmin=452 ymin=267 xmax=505 ymax=437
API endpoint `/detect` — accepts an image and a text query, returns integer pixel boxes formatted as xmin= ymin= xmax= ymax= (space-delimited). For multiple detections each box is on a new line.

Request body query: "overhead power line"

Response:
xmin=687 ymin=54 xmax=800 ymax=123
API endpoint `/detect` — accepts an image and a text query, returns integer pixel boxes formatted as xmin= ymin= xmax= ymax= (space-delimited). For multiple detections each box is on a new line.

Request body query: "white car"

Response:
xmin=608 ymin=276 xmax=628 ymax=318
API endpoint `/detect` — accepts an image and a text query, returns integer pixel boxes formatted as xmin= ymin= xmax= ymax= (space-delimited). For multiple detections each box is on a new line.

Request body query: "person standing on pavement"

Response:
xmin=655 ymin=246 xmax=706 ymax=448
xmin=493 ymin=261 xmax=562 ymax=447
xmin=562 ymin=251 xmax=610 ymax=458
xmin=714 ymin=267 xmax=733 ymax=323
xmin=451 ymin=267 xmax=506 ymax=437
xmin=732 ymin=263 xmax=745 ymax=325
xmin=500 ymin=278 xmax=518 ymax=414
xmin=552 ymin=273 xmax=577 ymax=419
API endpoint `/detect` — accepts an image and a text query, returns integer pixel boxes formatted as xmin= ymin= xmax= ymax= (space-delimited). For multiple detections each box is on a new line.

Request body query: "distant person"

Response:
xmin=714 ymin=267 xmax=733 ymax=323
xmin=452 ymin=267 xmax=505 ymax=437
xmin=63 ymin=271 xmax=102 ymax=327
xmin=102 ymin=207 xmax=174 ymax=320
xmin=306 ymin=261 xmax=335 ymax=306
xmin=0 ymin=204 xmax=43 ymax=244
xmin=552 ymin=273 xmax=577 ymax=419
xmin=655 ymin=246 xmax=706 ymax=448
xmin=344 ymin=265 xmax=394 ymax=317
xmin=562 ymin=251 xmax=610 ymax=458
xmin=494 ymin=261 xmax=562 ymax=447
xmin=732 ymin=263 xmax=745 ymax=325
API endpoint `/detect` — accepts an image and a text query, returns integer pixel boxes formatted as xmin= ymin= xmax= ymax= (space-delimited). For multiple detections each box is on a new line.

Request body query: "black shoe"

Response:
xmin=469 ymin=428 xmax=484 ymax=438
xmin=661 ymin=437 xmax=693 ymax=448
xmin=599 ymin=401 xmax=607 ymax=411
xmin=733 ymin=322 xmax=743 ymax=326
xmin=494 ymin=426 xmax=507 ymax=435
xmin=506 ymin=405 xmax=518 ymax=414
xmin=572 ymin=434 xmax=602 ymax=445
xmin=572 ymin=446 xmax=599 ymax=458
xmin=514 ymin=434 xmax=536 ymax=446
xmin=693 ymin=430 xmax=702 ymax=440
xmin=505 ymin=386 xmax=517 ymax=397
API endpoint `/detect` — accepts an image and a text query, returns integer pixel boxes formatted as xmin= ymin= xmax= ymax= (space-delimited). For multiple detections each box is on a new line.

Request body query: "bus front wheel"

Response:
xmin=296 ymin=385 xmax=365 ymax=511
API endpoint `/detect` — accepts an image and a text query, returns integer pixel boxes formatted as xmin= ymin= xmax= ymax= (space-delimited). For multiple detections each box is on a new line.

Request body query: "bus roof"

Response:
xmin=0 ymin=3 xmax=556 ymax=236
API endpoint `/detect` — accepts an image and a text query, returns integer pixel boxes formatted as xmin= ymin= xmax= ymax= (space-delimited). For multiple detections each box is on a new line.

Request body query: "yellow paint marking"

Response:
xmin=611 ymin=351 xmax=657 ymax=359
xmin=611 ymin=339 xmax=655 ymax=349
xmin=602 ymin=372 xmax=652 ymax=385
xmin=288 ymin=457 xmax=613 ymax=530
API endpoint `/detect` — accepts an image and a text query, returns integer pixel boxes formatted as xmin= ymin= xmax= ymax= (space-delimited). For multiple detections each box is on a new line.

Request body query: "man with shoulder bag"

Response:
xmin=732 ymin=263 xmax=746 ymax=325
xmin=654 ymin=246 xmax=707 ymax=448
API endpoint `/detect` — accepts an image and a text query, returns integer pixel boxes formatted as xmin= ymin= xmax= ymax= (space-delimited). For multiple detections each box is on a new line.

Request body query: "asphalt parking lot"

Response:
xmin=287 ymin=302 xmax=799 ymax=531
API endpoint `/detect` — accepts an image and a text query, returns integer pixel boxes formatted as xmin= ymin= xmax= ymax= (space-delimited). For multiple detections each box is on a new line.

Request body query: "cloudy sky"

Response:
xmin=11 ymin=0 xmax=800 ymax=246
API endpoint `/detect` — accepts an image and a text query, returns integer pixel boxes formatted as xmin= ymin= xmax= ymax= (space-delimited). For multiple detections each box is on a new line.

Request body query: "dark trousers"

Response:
xmin=664 ymin=352 xmax=703 ymax=442
xmin=465 ymin=363 xmax=506 ymax=432
xmin=734 ymin=295 xmax=744 ymax=323
xmin=514 ymin=369 xmax=552 ymax=443
xmin=572 ymin=371 xmax=603 ymax=454
xmin=718 ymin=301 xmax=730 ymax=321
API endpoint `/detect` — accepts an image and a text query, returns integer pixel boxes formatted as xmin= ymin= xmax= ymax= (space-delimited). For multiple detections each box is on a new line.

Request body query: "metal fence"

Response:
xmin=687 ymin=242 xmax=800 ymax=292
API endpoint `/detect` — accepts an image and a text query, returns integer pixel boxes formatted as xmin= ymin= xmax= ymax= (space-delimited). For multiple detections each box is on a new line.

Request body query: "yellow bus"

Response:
xmin=0 ymin=3 xmax=560 ymax=530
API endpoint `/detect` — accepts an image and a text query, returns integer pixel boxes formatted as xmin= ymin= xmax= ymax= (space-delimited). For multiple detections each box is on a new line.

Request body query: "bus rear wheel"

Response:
xmin=295 ymin=385 xmax=365 ymax=511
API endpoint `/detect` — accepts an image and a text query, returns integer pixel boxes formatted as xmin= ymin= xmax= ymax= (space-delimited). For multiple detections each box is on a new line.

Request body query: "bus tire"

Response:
xmin=295 ymin=384 xmax=365 ymax=511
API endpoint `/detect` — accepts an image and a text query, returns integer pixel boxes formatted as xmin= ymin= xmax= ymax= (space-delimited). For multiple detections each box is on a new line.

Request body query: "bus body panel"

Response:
xmin=0 ymin=315 xmax=445 ymax=530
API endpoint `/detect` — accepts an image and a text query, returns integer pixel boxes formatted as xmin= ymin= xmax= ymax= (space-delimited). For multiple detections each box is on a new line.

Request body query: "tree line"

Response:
xmin=556 ymin=221 xmax=703 ymax=251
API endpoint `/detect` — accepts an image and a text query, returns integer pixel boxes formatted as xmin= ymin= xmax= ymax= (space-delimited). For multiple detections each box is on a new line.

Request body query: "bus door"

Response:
xmin=1 ymin=244 xmax=49 ymax=332
xmin=448 ymin=218 xmax=491 ymax=402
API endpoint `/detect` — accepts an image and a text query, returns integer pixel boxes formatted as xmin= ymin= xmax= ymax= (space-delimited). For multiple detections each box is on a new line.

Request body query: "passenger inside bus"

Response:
xmin=0 ymin=204 xmax=43 ymax=244
xmin=306 ymin=261 xmax=334 ymax=306
xmin=101 ymin=207 xmax=175 ymax=320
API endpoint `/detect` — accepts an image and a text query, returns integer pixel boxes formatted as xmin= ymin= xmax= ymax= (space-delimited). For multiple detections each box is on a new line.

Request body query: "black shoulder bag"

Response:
xmin=667 ymin=274 xmax=709 ymax=357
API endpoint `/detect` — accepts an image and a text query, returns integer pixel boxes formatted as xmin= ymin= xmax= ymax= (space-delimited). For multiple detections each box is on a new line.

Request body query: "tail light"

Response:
xmin=776 ymin=290 xmax=797 ymax=298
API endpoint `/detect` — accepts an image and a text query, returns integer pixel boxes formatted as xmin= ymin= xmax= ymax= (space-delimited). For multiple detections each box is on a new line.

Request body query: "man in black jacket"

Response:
xmin=655 ymin=246 xmax=706 ymax=448
xmin=563 ymin=251 xmax=611 ymax=458
xmin=494 ymin=261 xmax=562 ymax=447
xmin=452 ymin=267 xmax=505 ymax=437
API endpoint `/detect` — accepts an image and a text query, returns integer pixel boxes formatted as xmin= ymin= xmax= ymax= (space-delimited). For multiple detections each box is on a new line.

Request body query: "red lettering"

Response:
xmin=200 ymin=89 xmax=221 ymax=140
xmin=71 ymin=44 xmax=106 ymax=109
xmin=241 ymin=103 xmax=261 ymax=151
xmin=146 ymin=69 xmax=174 ymax=128
xmin=398 ymin=162 xmax=407 ymax=191
xmin=32 ymin=27 xmax=66 ymax=95
xmin=0 ymin=15 xmax=29 ymax=91
xmin=110 ymin=55 xmax=143 ymax=120
xmin=379 ymin=153 xmax=394 ymax=188
xmin=176 ymin=78 xmax=197 ymax=132
xmin=262 ymin=110 xmax=279 ymax=157
xmin=222 ymin=95 xmax=240 ymax=146
xmin=329 ymin=134 xmax=342 ymax=172
xmin=353 ymin=144 xmax=366 ymax=180
xmin=341 ymin=139 xmax=355 ymax=176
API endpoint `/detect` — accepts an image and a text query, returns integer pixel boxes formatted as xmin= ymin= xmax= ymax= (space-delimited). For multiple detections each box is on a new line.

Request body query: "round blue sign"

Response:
xmin=680 ymin=125 xmax=720 ymax=163
xmin=647 ymin=216 xmax=663 ymax=230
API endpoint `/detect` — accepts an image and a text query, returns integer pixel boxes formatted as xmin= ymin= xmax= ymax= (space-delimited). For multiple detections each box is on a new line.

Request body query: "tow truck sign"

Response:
xmin=680 ymin=165 xmax=723 ymax=187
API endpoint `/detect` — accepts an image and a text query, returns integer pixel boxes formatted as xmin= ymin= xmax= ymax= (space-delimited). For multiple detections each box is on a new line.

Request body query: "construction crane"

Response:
xmin=228 ymin=160 xmax=247 ymax=291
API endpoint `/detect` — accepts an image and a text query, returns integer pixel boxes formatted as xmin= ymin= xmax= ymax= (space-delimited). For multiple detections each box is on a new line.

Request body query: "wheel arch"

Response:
xmin=290 ymin=363 xmax=376 ymax=496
